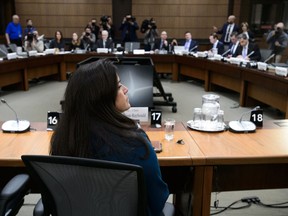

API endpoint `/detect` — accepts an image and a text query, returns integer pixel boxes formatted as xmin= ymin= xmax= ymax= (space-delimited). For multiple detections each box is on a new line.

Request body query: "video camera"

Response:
xmin=140 ymin=18 xmax=157 ymax=33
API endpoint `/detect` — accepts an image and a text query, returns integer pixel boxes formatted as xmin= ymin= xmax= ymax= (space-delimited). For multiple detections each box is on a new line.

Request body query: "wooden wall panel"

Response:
xmin=14 ymin=0 xmax=231 ymax=39
xmin=132 ymin=0 xmax=229 ymax=39
xmin=15 ymin=0 xmax=112 ymax=38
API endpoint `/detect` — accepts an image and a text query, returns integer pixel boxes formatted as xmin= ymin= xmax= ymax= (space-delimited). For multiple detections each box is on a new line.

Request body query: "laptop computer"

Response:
xmin=173 ymin=46 xmax=185 ymax=54
xmin=0 ymin=44 xmax=8 ymax=57
xmin=124 ymin=42 xmax=140 ymax=53
xmin=271 ymin=63 xmax=288 ymax=68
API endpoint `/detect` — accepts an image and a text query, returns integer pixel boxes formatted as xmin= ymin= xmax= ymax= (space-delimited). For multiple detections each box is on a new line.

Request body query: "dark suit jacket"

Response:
xmin=235 ymin=43 xmax=261 ymax=61
xmin=154 ymin=39 xmax=169 ymax=51
xmin=95 ymin=39 xmax=114 ymax=49
xmin=182 ymin=40 xmax=198 ymax=52
xmin=228 ymin=42 xmax=240 ymax=57
xmin=212 ymin=41 xmax=225 ymax=55
xmin=217 ymin=23 xmax=239 ymax=45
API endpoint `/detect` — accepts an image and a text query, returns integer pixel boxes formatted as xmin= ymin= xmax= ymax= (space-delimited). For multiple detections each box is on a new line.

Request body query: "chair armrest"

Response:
xmin=0 ymin=174 xmax=30 ymax=201
xmin=33 ymin=198 xmax=44 ymax=216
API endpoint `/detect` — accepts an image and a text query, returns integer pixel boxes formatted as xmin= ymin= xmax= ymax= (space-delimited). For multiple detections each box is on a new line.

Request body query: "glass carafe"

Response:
xmin=202 ymin=94 xmax=220 ymax=124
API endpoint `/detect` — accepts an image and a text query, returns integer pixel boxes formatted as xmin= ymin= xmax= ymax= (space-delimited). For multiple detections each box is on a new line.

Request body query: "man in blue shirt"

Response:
xmin=5 ymin=15 xmax=23 ymax=46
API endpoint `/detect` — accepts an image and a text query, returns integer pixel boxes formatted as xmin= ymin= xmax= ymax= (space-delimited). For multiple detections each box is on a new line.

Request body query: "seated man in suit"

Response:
xmin=154 ymin=31 xmax=169 ymax=51
xmin=209 ymin=33 xmax=224 ymax=55
xmin=182 ymin=31 xmax=198 ymax=52
xmin=235 ymin=33 xmax=261 ymax=61
xmin=228 ymin=31 xmax=240 ymax=57
xmin=95 ymin=30 xmax=113 ymax=50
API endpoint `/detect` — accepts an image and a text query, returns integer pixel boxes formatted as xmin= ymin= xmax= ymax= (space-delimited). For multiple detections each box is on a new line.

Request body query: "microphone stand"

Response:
xmin=228 ymin=106 xmax=259 ymax=133
xmin=1 ymin=98 xmax=30 ymax=133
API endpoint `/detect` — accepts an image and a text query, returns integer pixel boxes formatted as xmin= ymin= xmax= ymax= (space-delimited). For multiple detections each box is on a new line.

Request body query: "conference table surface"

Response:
xmin=0 ymin=120 xmax=288 ymax=216
xmin=0 ymin=122 xmax=204 ymax=167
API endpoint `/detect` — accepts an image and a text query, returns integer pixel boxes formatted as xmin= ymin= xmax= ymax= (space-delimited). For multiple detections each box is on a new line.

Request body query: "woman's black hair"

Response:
xmin=50 ymin=59 xmax=150 ymax=159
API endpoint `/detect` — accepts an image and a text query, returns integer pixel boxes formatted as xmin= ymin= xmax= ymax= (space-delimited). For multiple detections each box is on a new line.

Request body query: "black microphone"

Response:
xmin=239 ymin=106 xmax=260 ymax=122
xmin=189 ymin=45 xmax=198 ymax=52
xmin=1 ymin=98 xmax=30 ymax=133
xmin=264 ymin=53 xmax=275 ymax=63
xmin=1 ymin=99 xmax=19 ymax=123
xmin=246 ymin=51 xmax=254 ymax=58
xmin=221 ymin=49 xmax=231 ymax=57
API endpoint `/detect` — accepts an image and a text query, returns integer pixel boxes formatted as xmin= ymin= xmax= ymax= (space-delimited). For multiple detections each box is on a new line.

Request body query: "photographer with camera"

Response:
xmin=86 ymin=18 xmax=100 ymax=40
xmin=24 ymin=31 xmax=44 ymax=53
xmin=100 ymin=16 xmax=115 ymax=40
xmin=141 ymin=18 xmax=158 ymax=51
xmin=266 ymin=22 xmax=288 ymax=63
xmin=24 ymin=19 xmax=36 ymax=37
xmin=80 ymin=27 xmax=96 ymax=51
xmin=119 ymin=14 xmax=139 ymax=43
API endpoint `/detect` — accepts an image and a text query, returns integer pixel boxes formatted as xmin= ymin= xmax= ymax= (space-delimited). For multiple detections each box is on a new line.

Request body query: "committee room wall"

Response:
xmin=15 ymin=0 xmax=112 ymax=38
xmin=132 ymin=0 xmax=229 ymax=39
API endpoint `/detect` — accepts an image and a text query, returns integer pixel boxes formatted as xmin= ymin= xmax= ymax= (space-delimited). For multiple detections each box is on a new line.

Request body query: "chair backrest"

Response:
xmin=124 ymin=42 xmax=140 ymax=52
xmin=260 ymin=48 xmax=272 ymax=62
xmin=22 ymin=155 xmax=147 ymax=216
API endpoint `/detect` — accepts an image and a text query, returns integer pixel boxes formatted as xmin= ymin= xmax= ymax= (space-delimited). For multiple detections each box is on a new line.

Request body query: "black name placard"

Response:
xmin=250 ymin=109 xmax=263 ymax=127
xmin=151 ymin=110 xmax=162 ymax=127
xmin=47 ymin=111 xmax=61 ymax=131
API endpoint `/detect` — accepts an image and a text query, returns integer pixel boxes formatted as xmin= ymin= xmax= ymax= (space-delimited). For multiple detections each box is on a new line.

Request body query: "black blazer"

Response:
xmin=181 ymin=40 xmax=198 ymax=52
xmin=235 ymin=43 xmax=261 ymax=61
xmin=228 ymin=42 xmax=240 ymax=57
xmin=95 ymin=39 xmax=114 ymax=49
xmin=212 ymin=41 xmax=225 ymax=55
xmin=154 ymin=39 xmax=169 ymax=51
xmin=217 ymin=23 xmax=239 ymax=44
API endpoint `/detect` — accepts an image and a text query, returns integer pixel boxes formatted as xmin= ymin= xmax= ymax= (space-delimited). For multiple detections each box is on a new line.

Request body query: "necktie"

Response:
xmin=242 ymin=46 xmax=247 ymax=58
xmin=160 ymin=40 xmax=163 ymax=49
xmin=231 ymin=44 xmax=235 ymax=54
xmin=185 ymin=40 xmax=190 ymax=50
xmin=103 ymin=41 xmax=106 ymax=48
xmin=225 ymin=25 xmax=231 ymax=43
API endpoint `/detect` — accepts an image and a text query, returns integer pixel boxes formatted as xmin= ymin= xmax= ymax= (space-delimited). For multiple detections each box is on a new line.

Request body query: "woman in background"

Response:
xmin=49 ymin=30 xmax=65 ymax=51
xmin=69 ymin=32 xmax=83 ymax=51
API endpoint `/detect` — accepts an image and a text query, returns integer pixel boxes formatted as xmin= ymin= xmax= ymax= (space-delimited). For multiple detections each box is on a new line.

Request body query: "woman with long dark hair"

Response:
xmin=50 ymin=59 xmax=169 ymax=216
xmin=49 ymin=30 xmax=65 ymax=51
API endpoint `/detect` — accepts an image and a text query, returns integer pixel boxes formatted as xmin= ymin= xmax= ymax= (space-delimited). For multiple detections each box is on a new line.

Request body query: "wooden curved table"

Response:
xmin=1 ymin=53 xmax=287 ymax=118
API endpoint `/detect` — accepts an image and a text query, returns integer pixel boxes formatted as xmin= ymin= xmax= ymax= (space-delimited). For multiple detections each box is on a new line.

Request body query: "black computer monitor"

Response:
xmin=76 ymin=57 xmax=154 ymax=107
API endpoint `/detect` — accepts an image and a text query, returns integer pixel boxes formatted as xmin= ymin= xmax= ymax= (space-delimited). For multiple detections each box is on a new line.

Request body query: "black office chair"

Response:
xmin=260 ymin=48 xmax=272 ymax=62
xmin=0 ymin=174 xmax=30 ymax=216
xmin=22 ymin=155 xmax=175 ymax=216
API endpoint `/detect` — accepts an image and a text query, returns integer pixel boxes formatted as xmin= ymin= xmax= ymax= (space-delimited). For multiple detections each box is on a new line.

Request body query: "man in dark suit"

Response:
xmin=182 ymin=31 xmax=198 ymax=52
xmin=209 ymin=33 xmax=224 ymax=55
xmin=213 ymin=15 xmax=239 ymax=46
xmin=228 ymin=32 xmax=240 ymax=57
xmin=235 ymin=33 xmax=261 ymax=61
xmin=95 ymin=30 xmax=113 ymax=50
xmin=154 ymin=31 xmax=169 ymax=51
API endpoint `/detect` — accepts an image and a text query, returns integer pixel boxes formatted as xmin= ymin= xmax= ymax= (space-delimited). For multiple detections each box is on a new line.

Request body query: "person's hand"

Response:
xmin=122 ymin=17 xmax=126 ymax=23
xmin=213 ymin=26 xmax=218 ymax=32
xmin=164 ymin=40 xmax=168 ymax=46
xmin=82 ymin=32 xmax=86 ymax=36
xmin=275 ymin=41 xmax=281 ymax=46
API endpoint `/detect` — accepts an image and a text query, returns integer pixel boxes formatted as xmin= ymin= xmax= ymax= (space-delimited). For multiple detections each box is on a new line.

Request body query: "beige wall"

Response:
xmin=15 ymin=0 xmax=112 ymax=38
xmin=15 ymin=0 xmax=230 ymax=39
